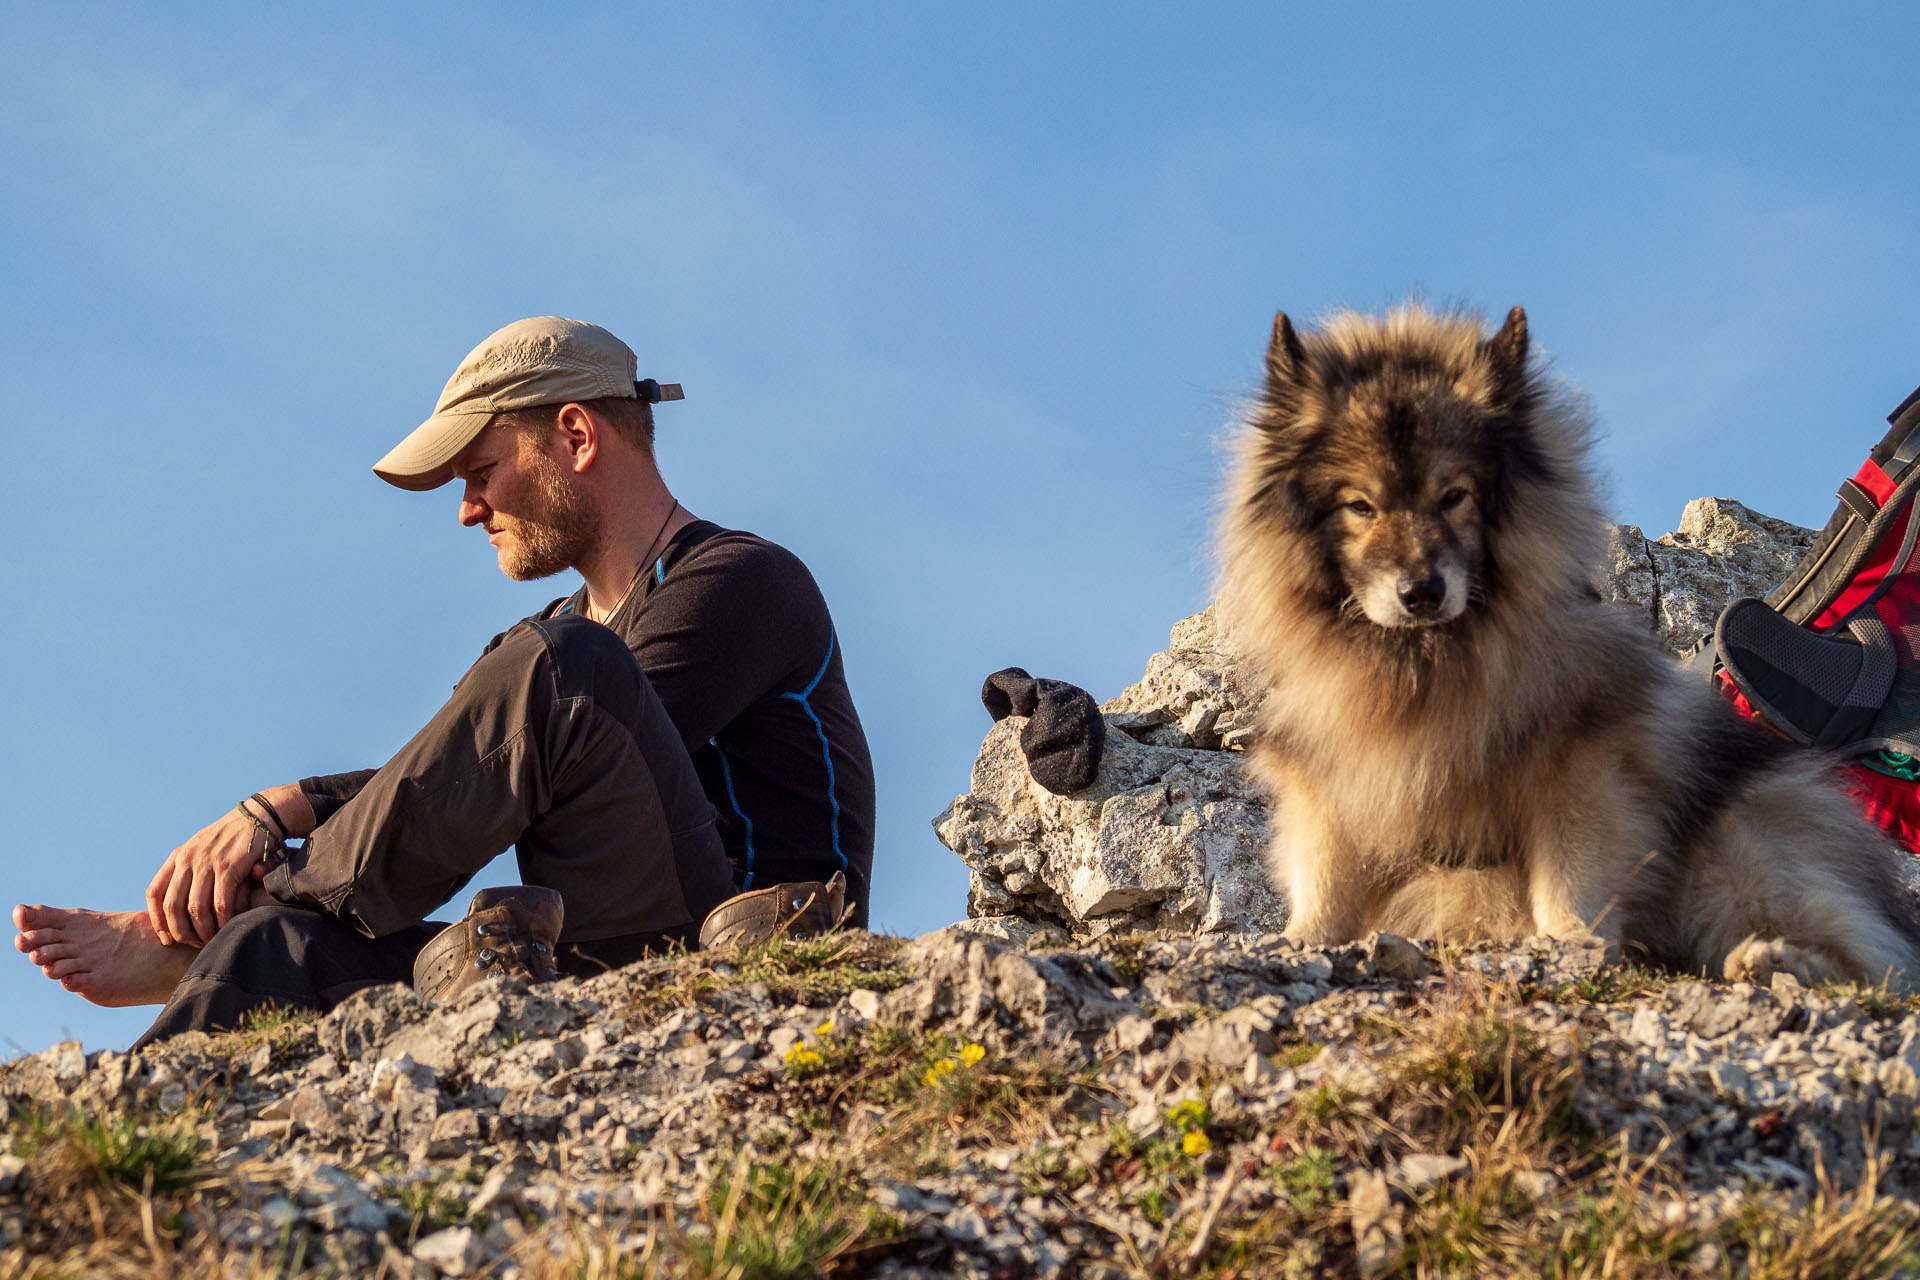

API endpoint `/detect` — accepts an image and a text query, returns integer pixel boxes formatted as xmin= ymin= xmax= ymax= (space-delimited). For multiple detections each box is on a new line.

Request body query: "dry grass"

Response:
xmin=224 ymin=1005 xmax=321 ymax=1064
xmin=629 ymin=931 xmax=913 ymax=1024
xmin=1171 ymin=977 xmax=1920 ymax=1279
xmin=736 ymin=1021 xmax=1096 ymax=1179
xmin=0 ymin=1096 xmax=256 ymax=1279
xmin=517 ymin=1151 xmax=900 ymax=1280
xmin=1182 ymin=981 xmax=1605 ymax=1276
xmin=1722 ymin=1159 xmax=1920 ymax=1280
xmin=1813 ymin=980 xmax=1920 ymax=1024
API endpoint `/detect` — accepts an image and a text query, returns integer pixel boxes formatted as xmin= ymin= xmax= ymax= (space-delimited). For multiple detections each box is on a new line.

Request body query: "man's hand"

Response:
xmin=146 ymin=785 xmax=315 ymax=947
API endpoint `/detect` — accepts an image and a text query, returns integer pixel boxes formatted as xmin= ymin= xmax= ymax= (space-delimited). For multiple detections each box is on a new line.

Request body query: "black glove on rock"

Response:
xmin=980 ymin=667 xmax=1107 ymax=795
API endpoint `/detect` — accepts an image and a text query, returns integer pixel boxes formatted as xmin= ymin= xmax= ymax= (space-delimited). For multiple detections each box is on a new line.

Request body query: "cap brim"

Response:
xmin=372 ymin=410 xmax=496 ymax=491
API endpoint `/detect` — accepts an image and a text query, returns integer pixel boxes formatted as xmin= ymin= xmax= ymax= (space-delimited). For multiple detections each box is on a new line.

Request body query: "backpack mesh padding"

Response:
xmin=1717 ymin=602 xmax=1896 ymax=749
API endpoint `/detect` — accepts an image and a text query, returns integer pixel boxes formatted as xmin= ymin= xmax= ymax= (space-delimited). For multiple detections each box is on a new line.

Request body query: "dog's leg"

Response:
xmin=1523 ymin=852 xmax=1619 ymax=947
xmin=1270 ymin=788 xmax=1371 ymax=945
xmin=1519 ymin=777 xmax=1647 ymax=952
xmin=1276 ymin=835 xmax=1372 ymax=945
xmin=1253 ymin=756 xmax=1374 ymax=945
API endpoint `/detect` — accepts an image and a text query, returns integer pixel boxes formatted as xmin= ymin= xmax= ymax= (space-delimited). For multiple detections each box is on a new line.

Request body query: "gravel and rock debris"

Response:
xmin=6 ymin=930 xmax=1920 ymax=1277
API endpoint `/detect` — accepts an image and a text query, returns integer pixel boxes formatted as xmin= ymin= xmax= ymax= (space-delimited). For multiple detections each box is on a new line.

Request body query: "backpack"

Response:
xmin=1710 ymin=384 xmax=1920 ymax=849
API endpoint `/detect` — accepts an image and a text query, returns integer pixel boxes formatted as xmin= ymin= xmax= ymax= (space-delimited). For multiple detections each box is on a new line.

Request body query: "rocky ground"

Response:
xmin=8 ymin=498 xmax=1920 ymax=1278
xmin=5 ymin=930 xmax=1919 ymax=1278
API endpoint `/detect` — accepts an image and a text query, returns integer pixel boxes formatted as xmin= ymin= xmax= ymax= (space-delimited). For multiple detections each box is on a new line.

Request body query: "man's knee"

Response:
xmin=480 ymin=615 xmax=646 ymax=711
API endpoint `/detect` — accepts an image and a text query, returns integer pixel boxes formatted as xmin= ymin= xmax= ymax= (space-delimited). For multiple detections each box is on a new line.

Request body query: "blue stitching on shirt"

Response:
xmin=712 ymin=740 xmax=758 ymax=889
xmin=778 ymin=627 xmax=847 ymax=872
xmin=654 ymin=558 xmax=665 ymax=585
xmin=796 ymin=627 xmax=835 ymax=699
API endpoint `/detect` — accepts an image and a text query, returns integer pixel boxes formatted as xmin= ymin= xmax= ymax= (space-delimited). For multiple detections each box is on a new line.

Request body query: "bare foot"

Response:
xmin=12 ymin=904 xmax=197 ymax=1007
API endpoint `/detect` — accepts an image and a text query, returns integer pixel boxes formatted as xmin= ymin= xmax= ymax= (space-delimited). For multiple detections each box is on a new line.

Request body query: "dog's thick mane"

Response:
xmin=1219 ymin=304 xmax=1618 ymax=744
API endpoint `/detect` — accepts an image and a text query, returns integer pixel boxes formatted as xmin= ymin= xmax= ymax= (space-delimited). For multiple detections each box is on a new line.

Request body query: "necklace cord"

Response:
xmin=594 ymin=499 xmax=680 ymax=623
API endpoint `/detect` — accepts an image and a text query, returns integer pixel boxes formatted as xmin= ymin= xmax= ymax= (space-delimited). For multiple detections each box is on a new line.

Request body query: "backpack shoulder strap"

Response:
xmin=1716 ymin=598 xmax=1896 ymax=751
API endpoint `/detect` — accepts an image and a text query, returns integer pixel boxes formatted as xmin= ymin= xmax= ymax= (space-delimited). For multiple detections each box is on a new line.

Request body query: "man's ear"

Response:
xmin=553 ymin=403 xmax=598 ymax=473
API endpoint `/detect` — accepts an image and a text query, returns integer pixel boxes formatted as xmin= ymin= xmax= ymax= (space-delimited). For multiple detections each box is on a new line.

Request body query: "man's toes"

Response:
xmin=15 ymin=928 xmax=58 ymax=954
xmin=27 ymin=942 xmax=75 ymax=966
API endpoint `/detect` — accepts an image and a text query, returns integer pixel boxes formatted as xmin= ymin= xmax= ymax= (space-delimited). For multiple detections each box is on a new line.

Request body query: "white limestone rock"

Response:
xmin=1100 ymin=607 xmax=1265 ymax=750
xmin=1600 ymin=498 xmax=1815 ymax=655
xmin=935 ymin=716 xmax=1282 ymax=938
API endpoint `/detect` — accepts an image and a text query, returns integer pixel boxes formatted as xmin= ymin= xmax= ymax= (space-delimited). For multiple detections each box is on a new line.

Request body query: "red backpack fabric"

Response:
xmin=1711 ymin=385 xmax=1920 ymax=850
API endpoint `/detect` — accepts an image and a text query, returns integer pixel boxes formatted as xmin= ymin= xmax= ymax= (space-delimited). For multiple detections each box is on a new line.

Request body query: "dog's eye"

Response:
xmin=1440 ymin=488 xmax=1470 ymax=510
xmin=1344 ymin=498 xmax=1376 ymax=519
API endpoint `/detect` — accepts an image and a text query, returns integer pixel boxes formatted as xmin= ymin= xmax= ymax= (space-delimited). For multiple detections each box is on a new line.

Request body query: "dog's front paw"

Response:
xmin=1283 ymin=919 xmax=1353 ymax=948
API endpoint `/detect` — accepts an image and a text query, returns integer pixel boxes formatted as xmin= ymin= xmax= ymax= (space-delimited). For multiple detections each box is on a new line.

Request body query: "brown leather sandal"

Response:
xmin=413 ymin=886 xmax=564 ymax=1003
xmin=697 ymin=871 xmax=847 ymax=950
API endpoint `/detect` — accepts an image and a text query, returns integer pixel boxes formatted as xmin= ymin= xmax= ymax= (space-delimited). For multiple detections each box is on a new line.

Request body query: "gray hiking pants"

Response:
xmin=133 ymin=614 xmax=733 ymax=1048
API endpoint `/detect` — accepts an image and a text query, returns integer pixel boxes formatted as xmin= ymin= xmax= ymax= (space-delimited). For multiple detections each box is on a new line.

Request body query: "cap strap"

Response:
xmin=635 ymin=379 xmax=685 ymax=403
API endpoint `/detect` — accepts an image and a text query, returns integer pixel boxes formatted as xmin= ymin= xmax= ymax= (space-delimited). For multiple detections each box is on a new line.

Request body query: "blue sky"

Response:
xmin=5 ymin=4 xmax=1919 ymax=1053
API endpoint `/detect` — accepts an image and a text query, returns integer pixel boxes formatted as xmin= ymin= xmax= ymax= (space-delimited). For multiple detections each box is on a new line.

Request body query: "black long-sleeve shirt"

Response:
xmin=301 ymin=521 xmax=876 ymax=926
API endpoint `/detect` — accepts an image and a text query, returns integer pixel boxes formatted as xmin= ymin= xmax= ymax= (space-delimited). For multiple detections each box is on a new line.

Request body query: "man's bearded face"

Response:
xmin=489 ymin=442 xmax=598 ymax=581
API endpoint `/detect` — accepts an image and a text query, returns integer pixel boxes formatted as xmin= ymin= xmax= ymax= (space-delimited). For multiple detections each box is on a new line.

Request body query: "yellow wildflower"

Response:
xmin=1182 ymin=1131 xmax=1212 ymax=1157
xmin=923 ymin=1058 xmax=957 ymax=1086
xmin=815 ymin=1020 xmax=836 ymax=1037
xmin=1167 ymin=1099 xmax=1210 ymax=1133
xmin=784 ymin=1044 xmax=824 ymax=1073
xmin=959 ymin=1042 xmax=987 ymax=1068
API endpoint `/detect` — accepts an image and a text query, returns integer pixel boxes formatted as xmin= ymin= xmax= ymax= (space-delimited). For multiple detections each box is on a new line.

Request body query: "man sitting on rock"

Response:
xmin=13 ymin=317 xmax=875 ymax=1046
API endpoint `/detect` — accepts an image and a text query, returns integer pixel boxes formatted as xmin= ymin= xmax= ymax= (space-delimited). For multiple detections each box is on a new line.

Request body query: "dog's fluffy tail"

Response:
xmin=1672 ymin=750 xmax=1920 ymax=992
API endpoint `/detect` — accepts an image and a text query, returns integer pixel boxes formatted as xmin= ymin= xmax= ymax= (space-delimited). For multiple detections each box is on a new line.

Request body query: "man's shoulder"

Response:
xmin=676 ymin=525 xmax=818 ymax=589
xmin=640 ymin=523 xmax=834 ymax=660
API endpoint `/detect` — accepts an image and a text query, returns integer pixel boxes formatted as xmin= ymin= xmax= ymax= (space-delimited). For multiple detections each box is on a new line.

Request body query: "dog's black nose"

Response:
xmin=1398 ymin=574 xmax=1446 ymax=616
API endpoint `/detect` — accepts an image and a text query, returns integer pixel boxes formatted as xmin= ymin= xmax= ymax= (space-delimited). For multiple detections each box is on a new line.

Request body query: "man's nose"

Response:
xmin=458 ymin=485 xmax=489 ymax=527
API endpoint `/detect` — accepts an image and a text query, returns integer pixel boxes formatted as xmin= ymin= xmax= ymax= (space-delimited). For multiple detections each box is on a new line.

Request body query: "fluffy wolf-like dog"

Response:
xmin=1219 ymin=303 xmax=1920 ymax=989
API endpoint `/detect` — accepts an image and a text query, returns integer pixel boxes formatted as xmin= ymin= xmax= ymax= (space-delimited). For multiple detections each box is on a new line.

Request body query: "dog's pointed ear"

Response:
xmin=1483 ymin=306 xmax=1529 ymax=390
xmin=1267 ymin=312 xmax=1309 ymax=387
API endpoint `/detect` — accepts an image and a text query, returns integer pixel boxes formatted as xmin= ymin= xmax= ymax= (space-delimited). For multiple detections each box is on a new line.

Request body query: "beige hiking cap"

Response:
xmin=373 ymin=316 xmax=684 ymax=491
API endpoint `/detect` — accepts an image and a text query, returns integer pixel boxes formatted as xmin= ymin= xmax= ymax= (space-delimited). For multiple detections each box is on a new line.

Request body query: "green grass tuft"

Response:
xmin=1547 ymin=964 xmax=1669 ymax=1006
xmin=694 ymin=1153 xmax=898 ymax=1280
xmin=13 ymin=1103 xmax=202 ymax=1195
